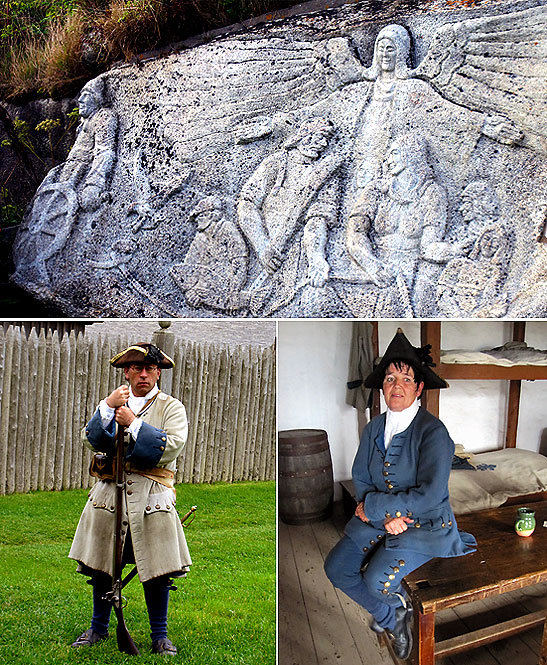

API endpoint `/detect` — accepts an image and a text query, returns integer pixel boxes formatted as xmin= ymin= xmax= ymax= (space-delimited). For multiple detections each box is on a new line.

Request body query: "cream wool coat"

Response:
xmin=69 ymin=392 xmax=192 ymax=582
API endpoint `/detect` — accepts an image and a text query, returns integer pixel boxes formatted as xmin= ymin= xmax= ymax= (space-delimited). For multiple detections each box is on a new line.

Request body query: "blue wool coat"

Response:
xmin=345 ymin=407 xmax=476 ymax=557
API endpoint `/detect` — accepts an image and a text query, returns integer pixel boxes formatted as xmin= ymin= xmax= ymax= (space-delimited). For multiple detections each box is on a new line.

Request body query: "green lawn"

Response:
xmin=0 ymin=481 xmax=276 ymax=664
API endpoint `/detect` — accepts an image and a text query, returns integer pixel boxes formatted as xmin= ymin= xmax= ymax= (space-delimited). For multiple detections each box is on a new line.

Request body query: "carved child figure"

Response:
xmin=170 ymin=196 xmax=249 ymax=312
xmin=429 ymin=181 xmax=512 ymax=316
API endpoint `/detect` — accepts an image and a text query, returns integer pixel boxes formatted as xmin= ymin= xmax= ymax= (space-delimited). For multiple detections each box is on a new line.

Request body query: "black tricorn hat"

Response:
xmin=110 ymin=343 xmax=174 ymax=369
xmin=364 ymin=329 xmax=447 ymax=390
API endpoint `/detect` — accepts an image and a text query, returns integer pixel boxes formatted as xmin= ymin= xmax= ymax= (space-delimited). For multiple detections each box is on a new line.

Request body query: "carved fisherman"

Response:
xmin=237 ymin=117 xmax=342 ymax=315
xmin=324 ymin=329 xmax=476 ymax=660
xmin=69 ymin=343 xmax=190 ymax=655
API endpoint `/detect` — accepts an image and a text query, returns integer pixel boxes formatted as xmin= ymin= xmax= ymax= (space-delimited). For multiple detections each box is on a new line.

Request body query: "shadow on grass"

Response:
xmin=0 ymin=481 xmax=276 ymax=665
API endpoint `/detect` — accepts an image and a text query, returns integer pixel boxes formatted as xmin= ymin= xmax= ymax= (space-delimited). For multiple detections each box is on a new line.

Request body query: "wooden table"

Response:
xmin=401 ymin=501 xmax=547 ymax=665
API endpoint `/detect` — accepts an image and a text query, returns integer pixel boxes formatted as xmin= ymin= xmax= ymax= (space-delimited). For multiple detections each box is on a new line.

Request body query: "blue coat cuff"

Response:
xmin=85 ymin=409 xmax=116 ymax=455
xmin=126 ymin=421 xmax=168 ymax=468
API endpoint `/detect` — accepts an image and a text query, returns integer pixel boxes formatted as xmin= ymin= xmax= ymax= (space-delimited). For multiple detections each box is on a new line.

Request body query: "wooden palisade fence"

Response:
xmin=0 ymin=325 xmax=275 ymax=495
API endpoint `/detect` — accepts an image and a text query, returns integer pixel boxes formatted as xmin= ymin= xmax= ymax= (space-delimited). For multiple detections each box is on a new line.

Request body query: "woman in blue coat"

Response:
xmin=324 ymin=329 xmax=476 ymax=660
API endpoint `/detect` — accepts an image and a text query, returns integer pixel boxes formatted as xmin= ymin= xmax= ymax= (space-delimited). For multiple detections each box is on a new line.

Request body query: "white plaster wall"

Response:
xmin=277 ymin=321 xmax=359 ymax=486
xmin=278 ymin=320 xmax=547 ymax=485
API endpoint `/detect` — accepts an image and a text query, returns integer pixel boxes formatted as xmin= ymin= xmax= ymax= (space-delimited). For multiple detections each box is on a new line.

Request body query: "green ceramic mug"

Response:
xmin=515 ymin=507 xmax=536 ymax=537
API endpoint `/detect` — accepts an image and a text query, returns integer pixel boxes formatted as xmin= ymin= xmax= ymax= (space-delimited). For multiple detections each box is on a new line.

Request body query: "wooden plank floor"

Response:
xmin=278 ymin=505 xmax=547 ymax=665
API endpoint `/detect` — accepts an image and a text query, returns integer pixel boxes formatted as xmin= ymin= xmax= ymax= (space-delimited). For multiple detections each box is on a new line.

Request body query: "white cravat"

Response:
xmin=99 ymin=384 xmax=159 ymax=438
xmin=384 ymin=398 xmax=420 ymax=450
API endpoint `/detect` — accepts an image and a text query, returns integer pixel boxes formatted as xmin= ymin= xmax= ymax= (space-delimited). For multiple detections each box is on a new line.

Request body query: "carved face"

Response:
xmin=382 ymin=362 xmax=423 ymax=412
xmin=195 ymin=206 xmax=222 ymax=231
xmin=297 ymin=129 xmax=330 ymax=159
xmin=376 ymin=38 xmax=397 ymax=72
xmin=459 ymin=196 xmax=480 ymax=224
xmin=78 ymin=90 xmax=98 ymax=118
xmin=386 ymin=141 xmax=406 ymax=176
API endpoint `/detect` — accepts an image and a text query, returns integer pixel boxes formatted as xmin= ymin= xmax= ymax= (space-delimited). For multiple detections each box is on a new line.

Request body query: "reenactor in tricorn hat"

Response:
xmin=69 ymin=343 xmax=191 ymax=655
xmin=324 ymin=329 xmax=477 ymax=660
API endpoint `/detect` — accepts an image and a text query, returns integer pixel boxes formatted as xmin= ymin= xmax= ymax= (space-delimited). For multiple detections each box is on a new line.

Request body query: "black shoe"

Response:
xmin=152 ymin=637 xmax=177 ymax=655
xmin=71 ymin=628 xmax=108 ymax=648
xmin=387 ymin=604 xmax=413 ymax=660
xmin=369 ymin=618 xmax=385 ymax=634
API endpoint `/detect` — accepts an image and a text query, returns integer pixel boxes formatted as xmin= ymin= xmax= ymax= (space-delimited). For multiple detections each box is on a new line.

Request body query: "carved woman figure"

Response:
xmin=343 ymin=132 xmax=446 ymax=316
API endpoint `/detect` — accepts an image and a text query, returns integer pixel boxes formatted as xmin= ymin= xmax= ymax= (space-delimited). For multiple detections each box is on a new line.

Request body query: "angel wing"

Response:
xmin=412 ymin=4 xmax=547 ymax=152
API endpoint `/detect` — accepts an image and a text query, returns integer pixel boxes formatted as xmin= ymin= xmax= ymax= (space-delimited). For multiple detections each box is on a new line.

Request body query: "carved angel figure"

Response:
xmin=13 ymin=76 xmax=117 ymax=287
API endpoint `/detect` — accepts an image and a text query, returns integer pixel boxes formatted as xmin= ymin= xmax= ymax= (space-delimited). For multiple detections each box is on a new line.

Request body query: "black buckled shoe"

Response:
xmin=152 ymin=637 xmax=177 ymax=655
xmin=387 ymin=604 xmax=413 ymax=660
xmin=71 ymin=628 xmax=108 ymax=648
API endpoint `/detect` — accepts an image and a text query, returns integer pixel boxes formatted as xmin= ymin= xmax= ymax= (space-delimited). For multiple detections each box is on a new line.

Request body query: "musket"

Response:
xmin=120 ymin=505 xmax=198 ymax=591
xmin=103 ymin=423 xmax=140 ymax=655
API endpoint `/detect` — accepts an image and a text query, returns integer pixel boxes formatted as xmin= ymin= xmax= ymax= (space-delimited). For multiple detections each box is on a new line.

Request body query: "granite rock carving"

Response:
xmin=13 ymin=78 xmax=117 ymax=292
xmin=11 ymin=1 xmax=547 ymax=317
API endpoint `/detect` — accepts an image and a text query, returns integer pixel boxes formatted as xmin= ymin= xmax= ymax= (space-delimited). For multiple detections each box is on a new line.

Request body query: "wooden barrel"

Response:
xmin=278 ymin=429 xmax=334 ymax=525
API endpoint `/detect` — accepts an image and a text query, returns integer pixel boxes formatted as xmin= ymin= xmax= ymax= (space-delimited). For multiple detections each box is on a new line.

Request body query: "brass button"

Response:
xmin=393 ymin=567 xmax=399 ymax=573
xmin=415 ymin=522 xmax=421 ymax=528
xmin=123 ymin=521 xmax=128 ymax=526
xmin=382 ymin=589 xmax=389 ymax=595
xmin=377 ymin=534 xmax=383 ymax=540
xmin=407 ymin=512 xmax=413 ymax=517
xmin=127 ymin=490 xmax=133 ymax=495
xmin=441 ymin=522 xmax=446 ymax=528
xmin=384 ymin=581 xmax=391 ymax=588
xmin=385 ymin=513 xmax=391 ymax=519
xmin=384 ymin=461 xmax=390 ymax=467
xmin=166 ymin=505 xmax=171 ymax=510
xmin=155 ymin=504 xmax=161 ymax=509
xmin=110 ymin=505 xmax=114 ymax=511
xmin=127 ymin=480 xmax=133 ymax=485
xmin=395 ymin=511 xmax=401 ymax=518
xmin=146 ymin=506 xmax=151 ymax=511
xmin=399 ymin=560 xmax=405 ymax=566
xmin=370 ymin=540 xmax=376 ymax=545
xmin=161 ymin=436 xmax=167 ymax=442
xmin=101 ymin=503 xmax=106 ymax=508
xmin=448 ymin=520 xmax=452 ymax=526
xmin=387 ymin=484 xmax=393 ymax=490
xmin=160 ymin=446 xmax=165 ymax=451
xmin=383 ymin=471 xmax=389 ymax=477
xmin=388 ymin=574 xmax=395 ymax=580
xmin=93 ymin=502 xmax=97 ymax=506
xmin=363 ymin=547 xmax=368 ymax=552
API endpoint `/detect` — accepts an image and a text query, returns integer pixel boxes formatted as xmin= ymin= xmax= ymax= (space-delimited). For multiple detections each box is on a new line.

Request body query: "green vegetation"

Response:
xmin=0 ymin=481 xmax=276 ymax=664
xmin=0 ymin=0 xmax=294 ymax=100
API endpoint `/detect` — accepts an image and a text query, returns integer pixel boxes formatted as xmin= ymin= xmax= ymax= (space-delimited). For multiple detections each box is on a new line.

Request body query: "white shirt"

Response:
xmin=99 ymin=384 xmax=160 ymax=439
xmin=384 ymin=398 xmax=420 ymax=451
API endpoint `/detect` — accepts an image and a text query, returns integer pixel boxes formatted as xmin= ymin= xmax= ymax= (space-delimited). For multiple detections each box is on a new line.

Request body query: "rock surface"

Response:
xmin=11 ymin=0 xmax=547 ymax=318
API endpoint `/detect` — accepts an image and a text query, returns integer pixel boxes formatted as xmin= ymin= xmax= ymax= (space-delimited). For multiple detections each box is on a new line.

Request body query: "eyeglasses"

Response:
xmin=127 ymin=364 xmax=159 ymax=373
